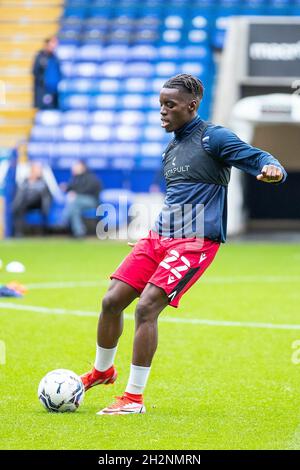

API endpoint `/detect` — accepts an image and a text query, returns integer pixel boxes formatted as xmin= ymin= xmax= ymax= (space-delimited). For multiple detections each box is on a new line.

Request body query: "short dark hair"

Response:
xmin=163 ymin=74 xmax=204 ymax=101
xmin=44 ymin=36 xmax=56 ymax=45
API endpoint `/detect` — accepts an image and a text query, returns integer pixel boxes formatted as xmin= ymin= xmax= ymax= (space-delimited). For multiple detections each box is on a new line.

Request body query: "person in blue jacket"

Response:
xmin=32 ymin=36 xmax=61 ymax=109
xmin=80 ymin=74 xmax=287 ymax=415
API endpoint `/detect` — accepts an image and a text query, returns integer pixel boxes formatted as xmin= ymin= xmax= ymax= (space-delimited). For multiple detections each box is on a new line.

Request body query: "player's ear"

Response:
xmin=189 ymin=99 xmax=197 ymax=111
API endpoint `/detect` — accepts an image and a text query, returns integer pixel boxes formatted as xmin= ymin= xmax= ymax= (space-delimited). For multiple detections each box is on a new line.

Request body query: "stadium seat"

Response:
xmin=115 ymin=125 xmax=142 ymax=141
xmin=31 ymin=125 xmax=59 ymax=141
xmin=91 ymin=110 xmax=115 ymax=124
xmin=35 ymin=111 xmax=62 ymax=126
xmin=62 ymin=110 xmax=90 ymax=124
xmin=88 ymin=125 xmax=111 ymax=141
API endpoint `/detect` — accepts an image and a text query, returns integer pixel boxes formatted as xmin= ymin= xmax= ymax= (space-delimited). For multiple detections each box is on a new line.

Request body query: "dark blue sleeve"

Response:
xmin=202 ymin=125 xmax=287 ymax=183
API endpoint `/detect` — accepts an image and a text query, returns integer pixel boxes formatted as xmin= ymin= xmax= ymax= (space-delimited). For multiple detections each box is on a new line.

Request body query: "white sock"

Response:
xmin=94 ymin=344 xmax=117 ymax=372
xmin=125 ymin=364 xmax=151 ymax=395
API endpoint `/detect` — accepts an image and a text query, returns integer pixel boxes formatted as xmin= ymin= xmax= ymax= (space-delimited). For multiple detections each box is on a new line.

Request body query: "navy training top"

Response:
xmin=153 ymin=115 xmax=287 ymax=242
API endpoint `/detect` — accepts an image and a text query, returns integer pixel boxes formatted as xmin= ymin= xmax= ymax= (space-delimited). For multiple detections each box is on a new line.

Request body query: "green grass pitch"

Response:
xmin=0 ymin=238 xmax=300 ymax=450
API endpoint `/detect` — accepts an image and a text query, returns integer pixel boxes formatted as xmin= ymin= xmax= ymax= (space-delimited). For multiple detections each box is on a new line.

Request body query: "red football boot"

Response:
xmin=80 ymin=365 xmax=117 ymax=391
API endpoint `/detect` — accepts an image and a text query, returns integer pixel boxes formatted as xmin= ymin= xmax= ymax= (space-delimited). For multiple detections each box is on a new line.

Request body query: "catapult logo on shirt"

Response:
xmin=164 ymin=164 xmax=191 ymax=178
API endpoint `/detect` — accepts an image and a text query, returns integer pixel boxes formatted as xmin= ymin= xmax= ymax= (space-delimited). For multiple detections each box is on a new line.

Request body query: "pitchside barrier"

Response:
xmin=0 ymin=147 xmax=17 ymax=239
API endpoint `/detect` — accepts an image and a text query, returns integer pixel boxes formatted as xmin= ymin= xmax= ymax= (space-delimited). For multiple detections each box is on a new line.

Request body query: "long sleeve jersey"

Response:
xmin=153 ymin=115 xmax=287 ymax=242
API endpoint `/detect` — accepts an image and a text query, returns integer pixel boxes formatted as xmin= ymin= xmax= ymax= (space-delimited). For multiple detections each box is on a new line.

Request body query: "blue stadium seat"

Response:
xmin=118 ymin=110 xmax=146 ymax=125
xmin=60 ymin=94 xmax=90 ymax=110
xmin=143 ymin=125 xmax=166 ymax=142
xmin=115 ymin=125 xmax=142 ymax=141
xmin=184 ymin=28 xmax=210 ymax=46
xmin=73 ymin=62 xmax=99 ymax=77
xmin=91 ymin=110 xmax=115 ymax=124
xmin=265 ymin=0 xmax=292 ymax=15
xmin=60 ymin=61 xmax=74 ymax=77
xmin=146 ymin=110 xmax=161 ymax=125
xmin=25 ymin=210 xmax=46 ymax=227
xmin=88 ymin=125 xmax=112 ymax=141
xmin=62 ymin=124 xmax=86 ymax=141
xmin=107 ymin=142 xmax=139 ymax=158
xmin=101 ymin=61 xmax=125 ymax=78
xmin=148 ymin=94 xmax=161 ymax=109
xmin=56 ymin=142 xmax=82 ymax=158
xmin=158 ymin=45 xmax=181 ymax=59
xmin=98 ymin=78 xmax=120 ymax=92
xmin=56 ymin=45 xmax=77 ymax=60
xmin=155 ymin=61 xmax=177 ymax=76
xmin=130 ymin=45 xmax=158 ymax=60
xmin=151 ymin=77 xmax=168 ymax=92
xmin=79 ymin=142 xmax=109 ymax=158
xmin=101 ymin=45 xmax=130 ymax=60
xmin=59 ymin=78 xmax=90 ymax=93
xmin=132 ymin=28 xmax=159 ymax=44
xmin=63 ymin=7 xmax=88 ymax=19
xmin=122 ymin=78 xmax=148 ymax=93
xmin=140 ymin=142 xmax=165 ymax=158
xmin=35 ymin=110 xmax=62 ymax=126
xmin=28 ymin=142 xmax=54 ymax=159
xmin=161 ymin=28 xmax=182 ymax=44
xmin=62 ymin=110 xmax=90 ymax=124
xmin=77 ymin=45 xmax=103 ymax=61
xmin=123 ymin=62 xmax=155 ymax=77
xmin=94 ymin=94 xmax=118 ymax=109
xmin=31 ymin=126 xmax=59 ymax=142
xmin=121 ymin=94 xmax=144 ymax=109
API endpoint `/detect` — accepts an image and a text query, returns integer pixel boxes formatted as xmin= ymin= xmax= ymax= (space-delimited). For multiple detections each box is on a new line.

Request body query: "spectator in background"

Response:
xmin=32 ymin=36 xmax=61 ymax=109
xmin=61 ymin=161 xmax=102 ymax=238
xmin=12 ymin=162 xmax=52 ymax=237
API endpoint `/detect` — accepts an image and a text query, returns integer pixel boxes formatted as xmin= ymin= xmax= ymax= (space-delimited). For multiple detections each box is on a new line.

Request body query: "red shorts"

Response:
xmin=111 ymin=230 xmax=220 ymax=308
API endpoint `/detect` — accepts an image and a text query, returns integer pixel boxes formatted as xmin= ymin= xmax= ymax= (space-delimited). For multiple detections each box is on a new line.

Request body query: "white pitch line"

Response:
xmin=26 ymin=275 xmax=300 ymax=290
xmin=1 ymin=302 xmax=300 ymax=331
xmin=27 ymin=281 xmax=107 ymax=289
xmin=202 ymin=275 xmax=300 ymax=284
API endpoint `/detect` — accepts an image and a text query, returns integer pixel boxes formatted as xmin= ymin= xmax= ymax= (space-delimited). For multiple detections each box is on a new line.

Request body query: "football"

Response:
xmin=38 ymin=369 xmax=84 ymax=412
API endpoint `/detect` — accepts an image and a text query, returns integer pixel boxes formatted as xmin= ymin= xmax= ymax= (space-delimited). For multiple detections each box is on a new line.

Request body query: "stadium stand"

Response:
xmin=0 ymin=0 xmax=62 ymax=148
xmin=28 ymin=0 xmax=217 ymax=198
xmin=1 ymin=0 xmax=298 ymax=233
xmin=27 ymin=0 xmax=297 ymax=194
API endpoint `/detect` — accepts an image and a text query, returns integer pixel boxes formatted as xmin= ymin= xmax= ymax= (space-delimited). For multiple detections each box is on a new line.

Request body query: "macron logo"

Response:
xmin=199 ymin=253 xmax=207 ymax=264
xmin=167 ymin=275 xmax=177 ymax=285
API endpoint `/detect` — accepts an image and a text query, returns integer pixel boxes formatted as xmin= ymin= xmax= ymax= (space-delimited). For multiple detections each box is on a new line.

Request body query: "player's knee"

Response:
xmin=135 ymin=299 xmax=156 ymax=324
xmin=101 ymin=293 xmax=122 ymax=316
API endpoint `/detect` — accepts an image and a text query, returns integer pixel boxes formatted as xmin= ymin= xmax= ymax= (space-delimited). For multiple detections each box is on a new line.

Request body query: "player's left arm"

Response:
xmin=202 ymin=126 xmax=287 ymax=184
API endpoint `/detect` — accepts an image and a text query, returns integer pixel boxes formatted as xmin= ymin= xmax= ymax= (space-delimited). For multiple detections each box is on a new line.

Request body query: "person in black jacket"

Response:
xmin=32 ymin=36 xmax=61 ymax=109
xmin=61 ymin=161 xmax=102 ymax=238
xmin=12 ymin=162 xmax=52 ymax=237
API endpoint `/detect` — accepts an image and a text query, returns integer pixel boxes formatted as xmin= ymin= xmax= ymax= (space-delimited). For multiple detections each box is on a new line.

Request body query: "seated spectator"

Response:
xmin=61 ymin=161 xmax=102 ymax=238
xmin=12 ymin=162 xmax=52 ymax=237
